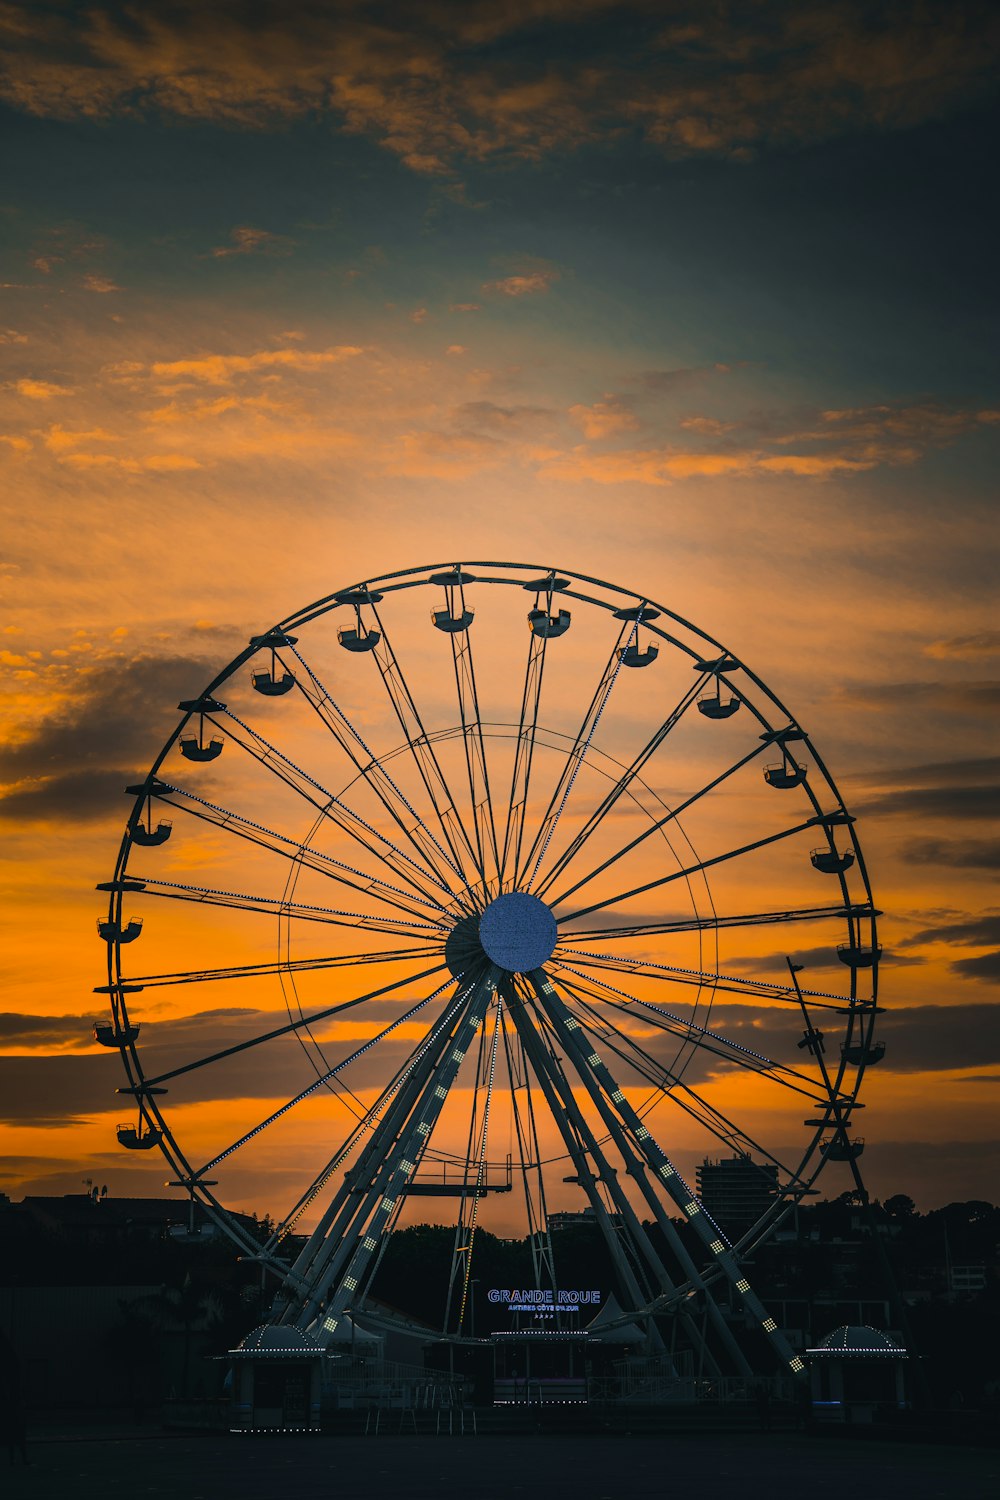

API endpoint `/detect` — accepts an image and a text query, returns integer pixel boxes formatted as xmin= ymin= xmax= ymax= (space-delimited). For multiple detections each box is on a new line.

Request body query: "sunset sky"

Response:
xmin=1 ymin=1 xmax=998 ymax=1230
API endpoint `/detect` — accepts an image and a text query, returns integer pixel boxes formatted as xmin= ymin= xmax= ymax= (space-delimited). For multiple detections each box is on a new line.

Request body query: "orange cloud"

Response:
xmin=569 ymin=396 xmax=639 ymax=440
xmin=149 ymin=345 xmax=364 ymax=385
xmin=483 ymin=270 xmax=558 ymax=297
xmin=211 ymin=225 xmax=293 ymax=258
xmin=13 ymin=378 xmax=74 ymax=400
xmin=42 ymin=425 xmax=118 ymax=453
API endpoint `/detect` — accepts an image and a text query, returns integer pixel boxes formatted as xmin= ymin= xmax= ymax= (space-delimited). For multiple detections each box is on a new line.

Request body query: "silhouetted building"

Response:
xmin=696 ymin=1155 xmax=778 ymax=1234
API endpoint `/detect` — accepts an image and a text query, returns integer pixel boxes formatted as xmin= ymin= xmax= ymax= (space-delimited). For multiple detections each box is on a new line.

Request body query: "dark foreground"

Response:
xmin=6 ymin=1428 xmax=999 ymax=1500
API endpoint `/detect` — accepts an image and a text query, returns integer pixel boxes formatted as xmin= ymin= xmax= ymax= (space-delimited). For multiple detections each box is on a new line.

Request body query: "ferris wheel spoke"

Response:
xmin=286 ymin=642 xmax=465 ymax=895
xmin=554 ymin=814 xmax=823 ymax=925
xmin=555 ymin=945 xmax=865 ymax=1016
xmin=547 ymin=739 xmax=770 ymax=908
xmin=499 ymin=619 xmax=549 ymax=887
xmin=150 ymin=782 xmax=448 ymax=926
xmin=137 ymin=960 xmax=449 ymax=1089
xmin=446 ymin=586 xmax=502 ymax=892
xmin=209 ymin=707 xmax=455 ymax=906
xmin=558 ymin=900 xmax=875 ymax=946
xmin=549 ymin=957 xmax=835 ymax=1101
xmin=532 ymin=671 xmax=708 ymax=900
xmin=518 ymin=619 xmax=634 ymax=891
xmin=127 ymin=876 xmax=448 ymax=941
xmin=121 ymin=944 xmax=432 ymax=990
xmin=366 ymin=596 xmax=485 ymax=897
xmin=552 ymin=973 xmax=809 ymax=1183
xmin=192 ymin=971 xmax=462 ymax=1178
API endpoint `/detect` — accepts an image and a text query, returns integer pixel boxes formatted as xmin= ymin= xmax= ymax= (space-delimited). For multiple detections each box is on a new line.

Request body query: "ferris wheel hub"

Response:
xmin=478 ymin=891 xmax=557 ymax=973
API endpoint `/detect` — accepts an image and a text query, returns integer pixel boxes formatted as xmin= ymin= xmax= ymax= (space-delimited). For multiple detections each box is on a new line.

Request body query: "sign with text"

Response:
xmin=487 ymin=1288 xmax=601 ymax=1307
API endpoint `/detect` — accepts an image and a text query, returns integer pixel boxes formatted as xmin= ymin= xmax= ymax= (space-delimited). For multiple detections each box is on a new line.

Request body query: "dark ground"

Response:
xmin=5 ymin=1428 xmax=999 ymax=1500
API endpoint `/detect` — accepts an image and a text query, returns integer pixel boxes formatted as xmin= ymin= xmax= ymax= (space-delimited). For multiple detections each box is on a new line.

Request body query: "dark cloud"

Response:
xmin=898 ymin=837 xmax=1000 ymax=872
xmin=855 ymin=785 xmax=1000 ymax=821
xmin=951 ymin=952 xmax=1000 ymax=982
xmin=453 ymin=401 xmax=556 ymax=435
xmin=925 ymin=630 xmax=1000 ymax=661
xmin=0 ymin=1000 xmax=445 ymax=1125
xmin=0 ymin=2 xmax=997 ymax=171
xmin=0 ymin=1012 xmax=102 ymax=1050
xmin=0 ymin=652 xmax=215 ymax=822
xmin=635 ymin=364 xmax=737 ymax=393
xmin=840 ymin=681 xmax=1000 ymax=716
xmin=2 ymin=997 xmax=998 ymax=1150
xmin=855 ymin=755 xmax=1000 ymax=788
xmin=698 ymin=1001 xmax=1000 ymax=1076
xmin=900 ymin=913 xmax=1000 ymax=947
xmin=847 ymin=754 xmax=1000 ymax=823
xmin=725 ymin=946 xmax=920 ymax=976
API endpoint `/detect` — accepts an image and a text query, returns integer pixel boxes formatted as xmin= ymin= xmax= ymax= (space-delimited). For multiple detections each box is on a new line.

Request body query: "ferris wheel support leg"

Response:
xmin=528 ymin=971 xmax=805 ymax=1379
xmin=523 ymin=974 xmax=748 ymax=1376
xmin=276 ymin=983 xmax=475 ymax=1318
xmin=505 ymin=985 xmax=675 ymax=1359
xmin=291 ymin=970 xmax=499 ymax=1340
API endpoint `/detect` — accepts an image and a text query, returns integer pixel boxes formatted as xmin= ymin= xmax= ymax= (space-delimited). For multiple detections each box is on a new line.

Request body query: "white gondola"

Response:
xmin=180 ymin=734 xmax=223 ymax=761
xmin=618 ymin=642 xmax=658 ymax=668
xmin=432 ymin=607 xmax=474 ymax=634
xmin=94 ymin=1022 xmax=140 ymax=1047
xmin=764 ymin=762 xmax=806 ymax=788
xmin=527 ymin=608 xmax=571 ymax=638
xmin=697 ymin=694 xmax=740 ymax=719
xmin=842 ymin=1041 xmax=885 ymax=1065
xmin=837 ymin=943 xmax=881 ymax=968
xmin=131 ymin=820 xmax=172 ymax=846
xmin=811 ymin=846 xmax=855 ymax=874
xmin=251 ymin=668 xmax=295 ymax=695
xmin=97 ymin=918 xmax=143 ymax=943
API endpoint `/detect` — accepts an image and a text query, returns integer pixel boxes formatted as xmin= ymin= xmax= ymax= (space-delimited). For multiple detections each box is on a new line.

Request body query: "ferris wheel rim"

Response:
xmin=96 ymin=560 xmax=881 ymax=1357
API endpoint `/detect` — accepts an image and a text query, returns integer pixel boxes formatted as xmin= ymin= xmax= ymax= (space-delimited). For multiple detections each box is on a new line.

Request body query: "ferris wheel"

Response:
xmin=96 ymin=561 xmax=882 ymax=1377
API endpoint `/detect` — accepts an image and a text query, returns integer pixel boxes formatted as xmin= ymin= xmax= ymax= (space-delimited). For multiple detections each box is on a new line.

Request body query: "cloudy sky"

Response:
xmin=0 ymin=1 xmax=998 ymax=1225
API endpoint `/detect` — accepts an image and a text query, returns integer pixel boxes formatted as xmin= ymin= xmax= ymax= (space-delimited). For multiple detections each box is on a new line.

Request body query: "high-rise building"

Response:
xmin=696 ymin=1155 xmax=778 ymax=1234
